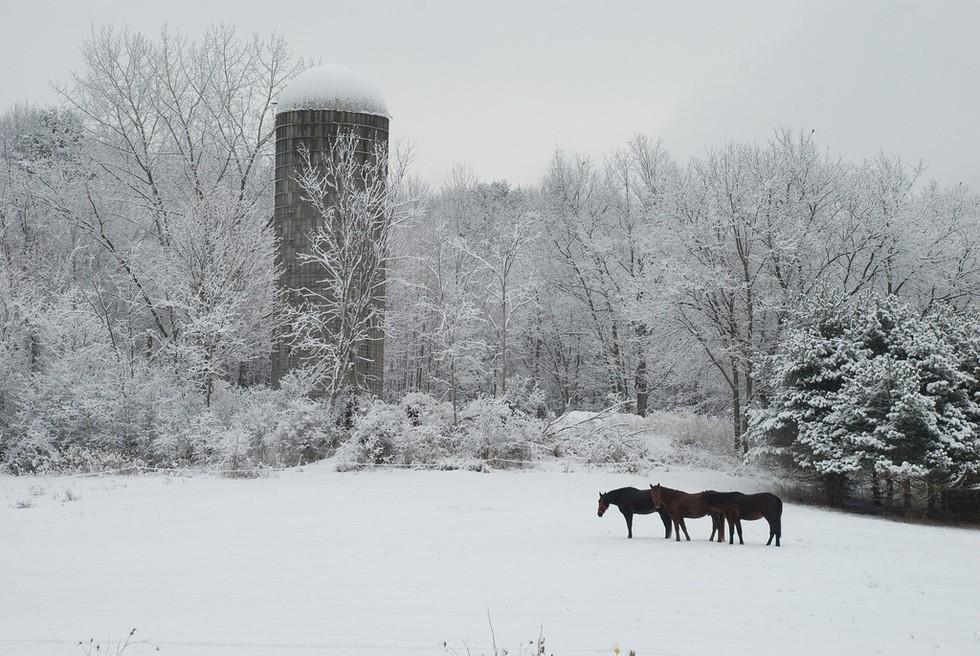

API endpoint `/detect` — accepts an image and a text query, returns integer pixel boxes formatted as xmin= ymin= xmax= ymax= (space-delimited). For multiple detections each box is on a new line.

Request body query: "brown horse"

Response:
xmin=702 ymin=490 xmax=783 ymax=546
xmin=648 ymin=484 xmax=724 ymax=542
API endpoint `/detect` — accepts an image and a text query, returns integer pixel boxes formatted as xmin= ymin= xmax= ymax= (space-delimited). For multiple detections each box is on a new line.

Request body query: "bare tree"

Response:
xmin=458 ymin=213 xmax=539 ymax=396
xmin=285 ymin=133 xmax=421 ymax=400
xmin=48 ymin=25 xmax=300 ymax=399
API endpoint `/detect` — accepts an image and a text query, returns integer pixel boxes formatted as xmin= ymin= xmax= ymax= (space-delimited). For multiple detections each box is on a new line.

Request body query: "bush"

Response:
xmin=2 ymin=369 xmax=342 ymax=474
xmin=337 ymin=393 xmax=456 ymax=466
xmin=228 ymin=380 xmax=340 ymax=467
xmin=457 ymin=397 xmax=545 ymax=466
xmin=336 ymin=393 xmax=547 ymax=468
xmin=2 ymin=419 xmax=59 ymax=474
xmin=5 ymin=350 xmax=178 ymax=471
xmin=152 ymin=409 xmax=223 ymax=466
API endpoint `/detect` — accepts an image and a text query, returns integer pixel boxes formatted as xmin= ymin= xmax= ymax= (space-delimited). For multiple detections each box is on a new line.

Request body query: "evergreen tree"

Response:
xmin=752 ymin=293 xmax=980 ymax=509
xmin=748 ymin=292 xmax=858 ymax=504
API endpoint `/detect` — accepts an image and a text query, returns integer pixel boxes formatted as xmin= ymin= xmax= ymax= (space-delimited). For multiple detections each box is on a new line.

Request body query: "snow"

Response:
xmin=276 ymin=64 xmax=389 ymax=117
xmin=1 ymin=464 xmax=979 ymax=655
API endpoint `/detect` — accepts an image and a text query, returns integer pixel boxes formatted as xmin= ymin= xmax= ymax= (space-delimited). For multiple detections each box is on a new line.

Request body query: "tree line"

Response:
xmin=388 ymin=135 xmax=980 ymax=445
xmin=2 ymin=27 xmax=979 ymax=491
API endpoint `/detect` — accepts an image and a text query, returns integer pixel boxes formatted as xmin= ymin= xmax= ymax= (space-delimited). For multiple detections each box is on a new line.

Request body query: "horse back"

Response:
xmin=744 ymin=492 xmax=783 ymax=517
xmin=668 ymin=489 xmax=711 ymax=518
xmin=610 ymin=487 xmax=655 ymax=513
xmin=702 ymin=490 xmax=741 ymax=508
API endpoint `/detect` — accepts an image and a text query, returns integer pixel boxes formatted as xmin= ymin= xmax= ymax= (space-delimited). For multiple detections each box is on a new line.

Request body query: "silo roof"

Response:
xmin=276 ymin=64 xmax=389 ymax=117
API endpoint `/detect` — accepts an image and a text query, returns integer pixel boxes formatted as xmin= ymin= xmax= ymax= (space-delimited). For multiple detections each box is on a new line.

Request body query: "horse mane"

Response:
xmin=602 ymin=487 xmax=631 ymax=503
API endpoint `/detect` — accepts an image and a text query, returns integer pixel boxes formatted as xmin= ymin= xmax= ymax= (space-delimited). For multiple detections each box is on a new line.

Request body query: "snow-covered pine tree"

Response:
xmin=919 ymin=308 xmax=980 ymax=498
xmin=753 ymin=293 xmax=980 ymax=510
xmin=747 ymin=291 xmax=859 ymax=505
xmin=831 ymin=297 xmax=978 ymax=511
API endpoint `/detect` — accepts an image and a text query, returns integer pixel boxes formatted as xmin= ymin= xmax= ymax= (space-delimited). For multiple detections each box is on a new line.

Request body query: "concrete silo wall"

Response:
xmin=271 ymin=109 xmax=390 ymax=398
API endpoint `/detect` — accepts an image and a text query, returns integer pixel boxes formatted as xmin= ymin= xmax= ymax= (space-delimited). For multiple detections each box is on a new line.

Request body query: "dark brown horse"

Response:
xmin=702 ymin=490 xmax=783 ymax=546
xmin=648 ymin=484 xmax=724 ymax=542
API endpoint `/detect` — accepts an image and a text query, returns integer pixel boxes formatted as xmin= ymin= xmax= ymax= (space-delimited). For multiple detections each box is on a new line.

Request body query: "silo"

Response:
xmin=271 ymin=64 xmax=390 ymax=397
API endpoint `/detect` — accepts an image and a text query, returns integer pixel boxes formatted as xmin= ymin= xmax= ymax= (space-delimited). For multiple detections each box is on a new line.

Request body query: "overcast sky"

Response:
xmin=2 ymin=0 xmax=978 ymax=189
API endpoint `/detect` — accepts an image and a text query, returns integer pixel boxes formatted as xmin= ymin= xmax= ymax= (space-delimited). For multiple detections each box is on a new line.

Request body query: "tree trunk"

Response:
xmin=609 ymin=320 xmax=627 ymax=400
xmin=450 ymin=357 xmax=459 ymax=425
xmin=731 ymin=363 xmax=742 ymax=452
xmin=741 ymin=364 xmax=752 ymax=453
xmin=871 ymin=470 xmax=881 ymax=506
xmin=29 ymin=332 xmax=40 ymax=372
xmin=635 ymin=358 xmax=649 ymax=417
xmin=499 ymin=283 xmax=508 ymax=396
xmin=902 ymin=479 xmax=912 ymax=514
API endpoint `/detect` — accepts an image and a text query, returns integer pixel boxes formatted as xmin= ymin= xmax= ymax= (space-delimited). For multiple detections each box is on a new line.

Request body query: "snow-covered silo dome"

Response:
xmin=275 ymin=64 xmax=389 ymax=117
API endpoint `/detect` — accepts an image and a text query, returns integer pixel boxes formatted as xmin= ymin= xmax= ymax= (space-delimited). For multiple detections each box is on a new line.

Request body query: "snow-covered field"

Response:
xmin=2 ymin=464 xmax=978 ymax=656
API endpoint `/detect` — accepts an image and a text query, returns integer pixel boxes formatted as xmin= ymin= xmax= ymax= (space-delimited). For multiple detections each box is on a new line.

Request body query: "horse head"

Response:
xmin=649 ymin=483 xmax=664 ymax=509
xmin=597 ymin=491 xmax=609 ymax=517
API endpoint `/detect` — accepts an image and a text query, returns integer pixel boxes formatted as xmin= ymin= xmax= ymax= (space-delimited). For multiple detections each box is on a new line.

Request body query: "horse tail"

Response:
xmin=774 ymin=496 xmax=783 ymax=538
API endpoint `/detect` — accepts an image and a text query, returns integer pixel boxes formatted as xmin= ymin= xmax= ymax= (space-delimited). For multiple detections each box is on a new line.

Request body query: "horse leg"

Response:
xmin=623 ymin=511 xmax=634 ymax=539
xmin=735 ymin=519 xmax=744 ymax=545
xmin=727 ymin=514 xmax=736 ymax=545
xmin=714 ymin=512 xmax=724 ymax=543
xmin=709 ymin=517 xmax=716 ymax=542
xmin=679 ymin=517 xmax=691 ymax=541
xmin=659 ymin=508 xmax=672 ymax=539
xmin=767 ymin=515 xmax=781 ymax=547
xmin=672 ymin=516 xmax=682 ymax=542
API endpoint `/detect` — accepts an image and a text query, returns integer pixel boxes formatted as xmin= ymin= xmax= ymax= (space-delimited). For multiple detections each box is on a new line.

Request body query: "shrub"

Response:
xmin=336 ymin=393 xmax=548 ymax=468
xmin=337 ymin=393 xmax=457 ymax=466
xmin=2 ymin=419 xmax=59 ymax=474
xmin=457 ymin=397 xmax=544 ymax=466
xmin=231 ymin=381 xmax=340 ymax=467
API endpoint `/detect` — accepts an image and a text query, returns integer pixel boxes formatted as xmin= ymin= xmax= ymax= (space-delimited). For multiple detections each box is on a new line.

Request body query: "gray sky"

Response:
xmin=2 ymin=0 xmax=978 ymax=189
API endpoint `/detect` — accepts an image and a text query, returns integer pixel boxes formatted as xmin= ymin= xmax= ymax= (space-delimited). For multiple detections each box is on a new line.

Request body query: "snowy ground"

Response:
xmin=1 ymin=464 xmax=978 ymax=656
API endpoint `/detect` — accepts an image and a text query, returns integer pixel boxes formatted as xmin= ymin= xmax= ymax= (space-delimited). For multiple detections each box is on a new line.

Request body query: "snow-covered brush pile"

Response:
xmin=647 ymin=410 xmax=741 ymax=470
xmin=545 ymin=408 xmax=651 ymax=469
xmin=336 ymin=393 xmax=548 ymax=470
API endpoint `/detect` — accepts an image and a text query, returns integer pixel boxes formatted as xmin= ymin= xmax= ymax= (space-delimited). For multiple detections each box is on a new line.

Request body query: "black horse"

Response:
xmin=598 ymin=487 xmax=672 ymax=539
